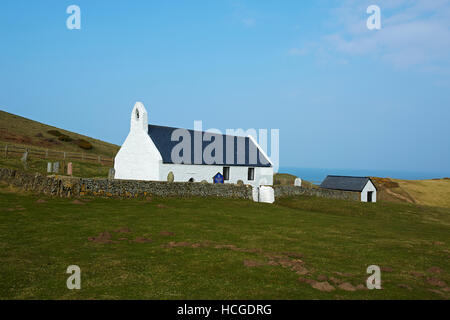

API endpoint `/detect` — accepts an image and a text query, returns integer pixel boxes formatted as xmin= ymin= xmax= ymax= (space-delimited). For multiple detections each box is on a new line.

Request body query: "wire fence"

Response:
xmin=1 ymin=143 xmax=114 ymax=166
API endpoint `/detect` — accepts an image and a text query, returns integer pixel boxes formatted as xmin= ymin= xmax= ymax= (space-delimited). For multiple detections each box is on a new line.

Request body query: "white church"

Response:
xmin=114 ymin=102 xmax=274 ymax=189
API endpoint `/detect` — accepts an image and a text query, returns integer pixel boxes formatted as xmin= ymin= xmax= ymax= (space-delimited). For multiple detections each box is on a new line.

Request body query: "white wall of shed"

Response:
xmin=361 ymin=180 xmax=377 ymax=202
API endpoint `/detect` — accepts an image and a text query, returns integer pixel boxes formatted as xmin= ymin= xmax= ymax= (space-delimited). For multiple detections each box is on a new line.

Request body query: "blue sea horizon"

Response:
xmin=279 ymin=167 xmax=449 ymax=185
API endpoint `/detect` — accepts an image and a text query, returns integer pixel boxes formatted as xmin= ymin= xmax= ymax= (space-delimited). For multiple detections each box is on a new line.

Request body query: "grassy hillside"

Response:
xmin=0 ymin=157 xmax=110 ymax=179
xmin=0 ymin=110 xmax=120 ymax=157
xmin=371 ymin=177 xmax=450 ymax=208
xmin=0 ymin=186 xmax=448 ymax=299
xmin=274 ymin=173 xmax=317 ymax=188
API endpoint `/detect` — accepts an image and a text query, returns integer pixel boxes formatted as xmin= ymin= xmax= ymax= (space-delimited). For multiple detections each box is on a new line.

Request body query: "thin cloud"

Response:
xmin=294 ymin=0 xmax=450 ymax=71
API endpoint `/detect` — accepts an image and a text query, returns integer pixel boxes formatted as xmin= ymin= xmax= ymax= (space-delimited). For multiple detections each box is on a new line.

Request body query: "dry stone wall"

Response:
xmin=0 ymin=167 xmax=252 ymax=199
xmin=274 ymin=185 xmax=360 ymax=201
xmin=0 ymin=167 xmax=360 ymax=201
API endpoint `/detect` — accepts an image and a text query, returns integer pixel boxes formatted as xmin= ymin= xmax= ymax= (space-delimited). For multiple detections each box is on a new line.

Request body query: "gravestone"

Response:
xmin=294 ymin=178 xmax=302 ymax=187
xmin=21 ymin=151 xmax=28 ymax=169
xmin=259 ymin=186 xmax=275 ymax=204
xmin=67 ymin=162 xmax=73 ymax=176
xmin=108 ymin=168 xmax=115 ymax=180
xmin=47 ymin=162 xmax=52 ymax=173
xmin=52 ymin=162 xmax=59 ymax=174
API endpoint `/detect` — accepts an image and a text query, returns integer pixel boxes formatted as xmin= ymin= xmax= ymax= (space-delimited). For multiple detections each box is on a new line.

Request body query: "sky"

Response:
xmin=0 ymin=0 xmax=449 ymax=175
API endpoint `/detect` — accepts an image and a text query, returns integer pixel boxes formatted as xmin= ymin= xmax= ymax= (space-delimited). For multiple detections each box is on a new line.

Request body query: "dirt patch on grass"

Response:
xmin=427 ymin=267 xmax=443 ymax=274
xmin=410 ymin=271 xmax=425 ymax=277
xmin=88 ymin=231 xmax=113 ymax=244
xmin=355 ymin=284 xmax=367 ymax=290
xmin=160 ymin=231 xmax=175 ymax=236
xmin=72 ymin=200 xmax=85 ymax=205
xmin=317 ymin=275 xmax=327 ymax=281
xmin=329 ymin=277 xmax=343 ymax=284
xmin=312 ymin=281 xmax=335 ymax=292
xmin=381 ymin=267 xmax=393 ymax=273
xmin=338 ymin=282 xmax=357 ymax=292
xmin=283 ymin=252 xmax=303 ymax=259
xmin=36 ymin=199 xmax=47 ymax=203
xmin=114 ymin=227 xmax=132 ymax=233
xmin=427 ymin=278 xmax=447 ymax=288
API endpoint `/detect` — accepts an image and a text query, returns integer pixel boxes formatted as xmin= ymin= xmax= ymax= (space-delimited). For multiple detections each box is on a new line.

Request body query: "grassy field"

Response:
xmin=0 ymin=186 xmax=448 ymax=300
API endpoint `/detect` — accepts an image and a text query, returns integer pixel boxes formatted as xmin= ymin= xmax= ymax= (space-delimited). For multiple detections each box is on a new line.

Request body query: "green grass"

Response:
xmin=0 ymin=158 xmax=111 ymax=178
xmin=0 ymin=187 xmax=448 ymax=300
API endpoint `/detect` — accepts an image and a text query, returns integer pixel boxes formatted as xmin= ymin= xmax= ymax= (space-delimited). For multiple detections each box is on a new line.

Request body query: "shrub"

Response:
xmin=77 ymin=139 xmax=93 ymax=150
xmin=237 ymin=180 xmax=244 ymax=186
xmin=167 ymin=171 xmax=174 ymax=182
xmin=47 ymin=130 xmax=62 ymax=137
xmin=58 ymin=134 xmax=72 ymax=142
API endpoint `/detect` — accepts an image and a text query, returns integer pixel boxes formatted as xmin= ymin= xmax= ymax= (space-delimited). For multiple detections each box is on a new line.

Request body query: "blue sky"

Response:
xmin=0 ymin=0 xmax=449 ymax=174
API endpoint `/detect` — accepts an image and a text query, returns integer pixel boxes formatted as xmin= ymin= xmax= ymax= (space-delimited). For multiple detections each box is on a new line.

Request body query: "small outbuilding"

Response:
xmin=320 ymin=175 xmax=377 ymax=202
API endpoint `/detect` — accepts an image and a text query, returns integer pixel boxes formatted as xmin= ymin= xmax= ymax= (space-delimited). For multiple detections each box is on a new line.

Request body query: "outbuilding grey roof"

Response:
xmin=148 ymin=124 xmax=272 ymax=167
xmin=320 ymin=175 xmax=375 ymax=192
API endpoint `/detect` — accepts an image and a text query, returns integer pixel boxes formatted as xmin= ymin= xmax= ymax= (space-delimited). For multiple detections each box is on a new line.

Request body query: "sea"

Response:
xmin=279 ymin=167 xmax=450 ymax=185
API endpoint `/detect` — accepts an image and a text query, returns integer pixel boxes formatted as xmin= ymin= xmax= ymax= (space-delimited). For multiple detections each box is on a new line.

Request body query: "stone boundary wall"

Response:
xmin=0 ymin=167 xmax=252 ymax=199
xmin=274 ymin=185 xmax=360 ymax=201
xmin=0 ymin=167 xmax=359 ymax=202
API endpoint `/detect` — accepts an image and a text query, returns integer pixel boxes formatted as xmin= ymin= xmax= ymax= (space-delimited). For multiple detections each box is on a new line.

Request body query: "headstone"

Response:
xmin=53 ymin=162 xmax=59 ymax=173
xmin=294 ymin=178 xmax=302 ymax=187
xmin=67 ymin=162 xmax=73 ymax=176
xmin=47 ymin=162 xmax=52 ymax=173
xmin=108 ymin=168 xmax=115 ymax=180
xmin=21 ymin=151 xmax=28 ymax=169
xmin=259 ymin=186 xmax=275 ymax=204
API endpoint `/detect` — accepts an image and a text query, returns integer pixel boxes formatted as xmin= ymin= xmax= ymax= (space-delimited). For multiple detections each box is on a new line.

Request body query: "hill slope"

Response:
xmin=0 ymin=109 xmax=119 ymax=157
xmin=372 ymin=177 xmax=450 ymax=208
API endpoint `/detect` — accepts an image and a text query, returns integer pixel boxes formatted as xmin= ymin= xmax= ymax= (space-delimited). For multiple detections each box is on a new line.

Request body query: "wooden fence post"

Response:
xmin=4 ymin=145 xmax=7 ymax=158
xmin=64 ymin=152 xmax=66 ymax=160
xmin=45 ymin=149 xmax=48 ymax=159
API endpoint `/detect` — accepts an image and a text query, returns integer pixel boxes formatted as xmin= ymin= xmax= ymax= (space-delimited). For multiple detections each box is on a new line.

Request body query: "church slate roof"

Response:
xmin=148 ymin=124 xmax=272 ymax=167
xmin=320 ymin=175 xmax=375 ymax=192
